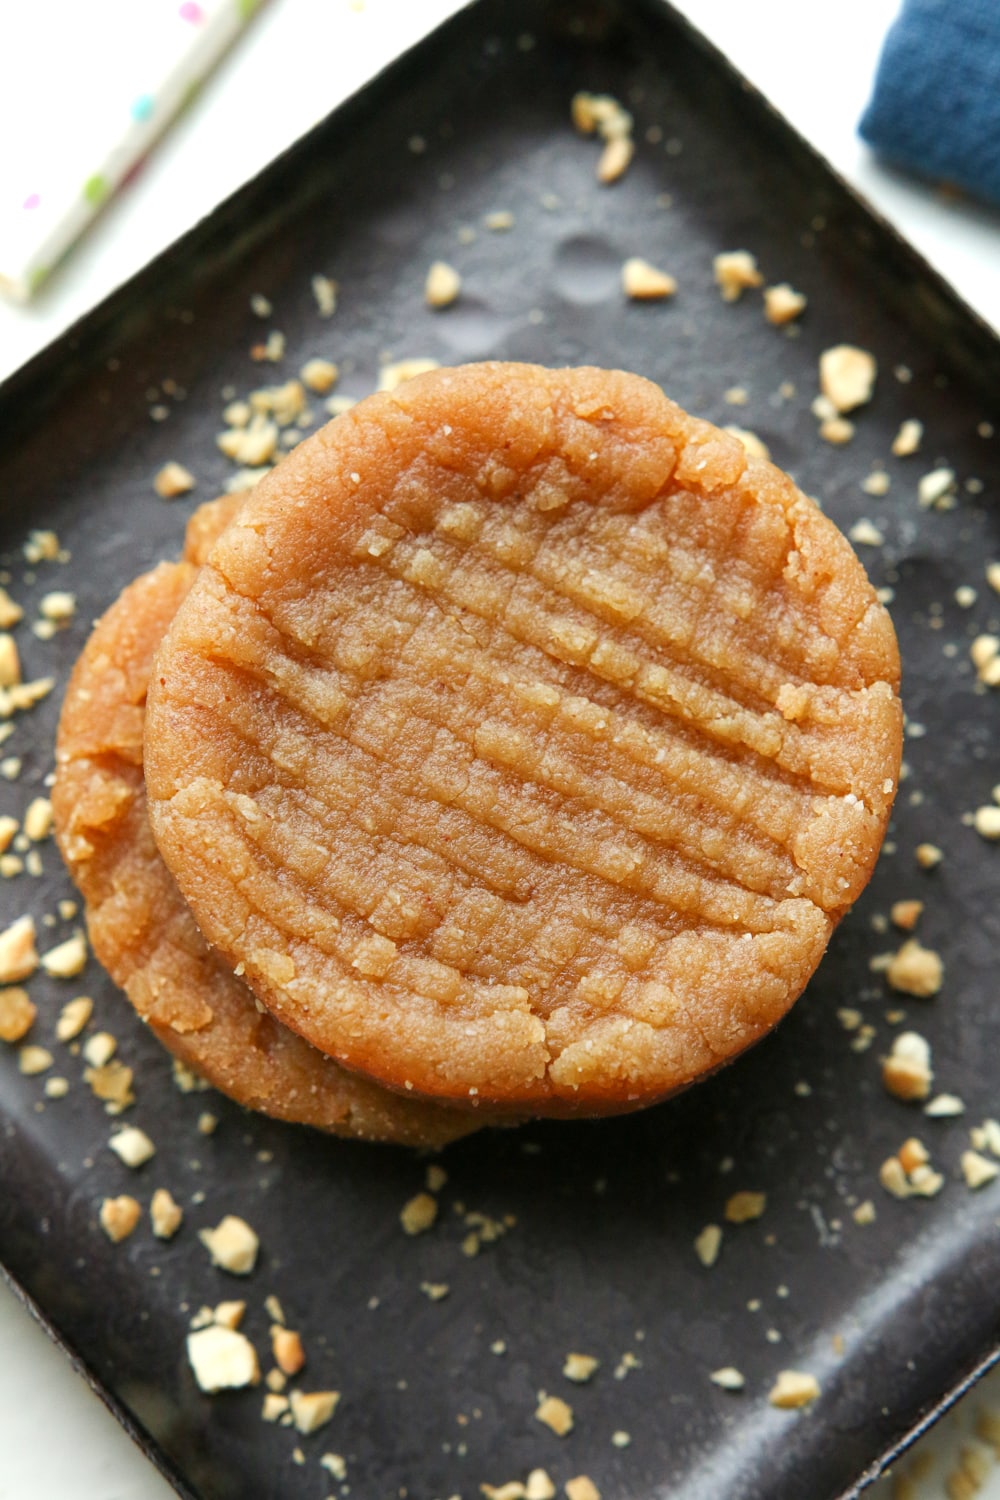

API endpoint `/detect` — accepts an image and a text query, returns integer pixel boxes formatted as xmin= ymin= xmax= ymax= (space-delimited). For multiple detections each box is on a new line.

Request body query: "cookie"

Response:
xmin=52 ymin=500 xmax=486 ymax=1145
xmin=145 ymin=364 xmax=902 ymax=1114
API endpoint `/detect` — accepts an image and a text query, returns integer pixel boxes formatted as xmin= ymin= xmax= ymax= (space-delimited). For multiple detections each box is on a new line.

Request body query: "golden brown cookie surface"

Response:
xmin=52 ymin=500 xmax=486 ymax=1145
xmin=145 ymin=365 xmax=902 ymax=1113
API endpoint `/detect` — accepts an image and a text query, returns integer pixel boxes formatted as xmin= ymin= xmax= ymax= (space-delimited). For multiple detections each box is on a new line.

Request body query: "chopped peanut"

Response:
xmin=0 ymin=986 xmax=35 ymax=1042
xmin=768 ymin=1370 xmax=821 ymax=1409
xmin=99 ymin=1194 xmax=142 ymax=1243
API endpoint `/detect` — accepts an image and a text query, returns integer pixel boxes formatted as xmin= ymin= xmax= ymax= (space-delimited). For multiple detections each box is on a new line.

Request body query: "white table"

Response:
xmin=1 ymin=3 xmax=997 ymax=1496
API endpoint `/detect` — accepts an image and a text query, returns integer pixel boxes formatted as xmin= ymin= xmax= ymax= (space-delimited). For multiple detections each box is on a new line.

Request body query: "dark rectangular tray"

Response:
xmin=2 ymin=2 xmax=999 ymax=1497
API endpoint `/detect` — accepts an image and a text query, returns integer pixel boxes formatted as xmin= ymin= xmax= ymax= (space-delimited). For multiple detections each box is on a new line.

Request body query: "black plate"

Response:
xmin=2 ymin=3 xmax=999 ymax=1497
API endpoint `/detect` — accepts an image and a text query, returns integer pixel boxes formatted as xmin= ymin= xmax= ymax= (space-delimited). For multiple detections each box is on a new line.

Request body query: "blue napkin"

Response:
xmin=859 ymin=0 xmax=1000 ymax=206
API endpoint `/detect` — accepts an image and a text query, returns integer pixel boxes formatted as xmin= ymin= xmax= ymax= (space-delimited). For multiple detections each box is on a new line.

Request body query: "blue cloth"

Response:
xmin=859 ymin=0 xmax=1000 ymax=206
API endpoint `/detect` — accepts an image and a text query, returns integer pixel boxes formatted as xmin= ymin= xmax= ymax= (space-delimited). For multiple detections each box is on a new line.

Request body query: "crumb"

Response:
xmin=24 ymin=530 xmax=60 ymax=563
xmin=83 ymin=1031 xmax=116 ymax=1066
xmin=378 ymin=358 xmax=440 ymax=393
xmin=320 ymin=1453 xmax=348 ymax=1481
xmin=271 ymin=1327 xmax=306 ymax=1376
xmin=85 ymin=1058 xmax=134 ymax=1110
xmin=610 ymin=1432 xmax=631 ymax=1449
xmin=562 ymin=1353 xmax=599 ymax=1383
xmin=40 ymin=929 xmax=88 ymax=978
xmin=768 ymin=1370 xmax=821 ymax=1409
xmin=187 ymin=1325 xmax=260 ymax=1392
xmin=249 ymin=379 xmax=305 ymax=426
xmin=39 ymin=592 xmax=75 ymax=625
xmin=425 ymin=261 xmax=462 ymax=309
xmin=971 ymin=1120 xmax=1000 ymax=1157
xmin=425 ymin=1163 xmax=448 ymax=1193
xmin=763 ymin=284 xmax=806 ymax=325
xmin=694 ymin=1223 xmax=722 ymax=1266
xmin=709 ymin=1366 xmax=745 ymax=1391
xmin=265 ymin=1367 xmax=287 ymax=1392
xmin=0 ymin=589 xmax=23 ymax=629
xmin=420 ymin=1281 xmax=450 ymax=1301
xmin=849 ymin=520 xmax=884 ymax=547
xmin=23 ymin=798 xmax=53 ymax=842
xmin=882 ymin=1031 xmax=933 ymax=1101
xmin=564 ymin=1478 xmax=600 ymax=1500
xmin=955 ymin=585 xmax=978 ymax=608
xmin=819 ymin=346 xmax=876 ymax=413
xmin=918 ymin=468 xmax=956 ymax=510
xmin=482 ymin=1484 xmax=526 ymax=1500
xmin=400 ymin=1191 xmax=438 ymax=1235
xmin=853 ymin=1200 xmax=876 ymax=1225
xmin=973 ymin=805 xmax=1000 ymax=839
xmin=0 ymin=634 xmax=20 ymax=688
xmin=724 ymin=1191 xmax=766 ymax=1224
xmin=289 ymin=1389 xmax=340 ymax=1434
xmin=915 ymin=843 xmax=943 ymax=870
xmin=484 ymin=210 xmax=515 ymax=231
xmin=925 ymin=1093 xmax=965 ymax=1117
xmin=886 ymin=939 xmax=943 ymax=998
xmin=0 ymin=816 xmax=17 ymax=853
xmin=199 ymin=1215 xmax=260 ymax=1274
xmin=819 ymin=416 xmax=855 ymax=445
xmin=312 ymin=275 xmax=337 ymax=318
xmin=891 ymin=419 xmax=923 ymax=457
xmin=109 ymin=1125 xmax=156 ymax=1168
xmin=18 ymin=1044 xmax=52 ymax=1075
xmin=622 ymin=257 xmax=676 ymax=300
xmin=151 ymin=1188 xmax=183 ymax=1239
xmin=250 ymin=294 xmax=272 ymax=319
xmin=218 ymin=414 xmax=278 ymax=467
xmin=44 ymin=1076 xmax=69 ymax=1098
xmin=262 ymin=1393 xmax=289 ymax=1422
xmin=861 ymin=470 xmax=891 ymax=497
xmin=890 ymin=900 xmax=923 ymax=930
xmin=197 ymin=1111 xmax=218 ymax=1135
xmin=251 ymin=331 xmax=285 ymax=363
xmin=99 ymin=1194 xmax=142 ymax=1243
xmin=153 ymin=462 xmax=195 ymax=499
xmin=300 ymin=358 xmax=339 ymax=395
xmin=961 ymin=1150 xmax=999 ymax=1190
xmin=213 ymin=1300 xmax=246 ymax=1330
xmin=713 ymin=250 xmax=762 ymax=302
xmin=535 ymin=1394 xmax=573 ymax=1435
xmin=0 ymin=915 xmax=38 ymax=983
xmin=724 ymin=426 xmax=769 ymax=460
xmin=0 ymin=986 xmax=35 ymax=1042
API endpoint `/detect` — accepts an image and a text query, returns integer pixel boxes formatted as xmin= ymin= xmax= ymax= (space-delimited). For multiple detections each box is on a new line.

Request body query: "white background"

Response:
xmin=1 ymin=2 xmax=998 ymax=1497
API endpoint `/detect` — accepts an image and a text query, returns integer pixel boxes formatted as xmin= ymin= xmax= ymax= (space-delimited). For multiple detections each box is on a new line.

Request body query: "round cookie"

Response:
xmin=145 ymin=364 xmax=902 ymax=1114
xmin=52 ymin=501 xmax=487 ymax=1145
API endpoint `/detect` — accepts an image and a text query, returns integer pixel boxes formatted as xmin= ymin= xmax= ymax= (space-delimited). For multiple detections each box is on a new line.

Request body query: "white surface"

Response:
xmin=1 ymin=2 xmax=998 ymax=1497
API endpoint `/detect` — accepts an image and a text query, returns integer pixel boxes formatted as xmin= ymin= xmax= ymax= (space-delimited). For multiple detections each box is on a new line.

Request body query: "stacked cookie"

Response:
xmin=54 ymin=364 xmax=903 ymax=1143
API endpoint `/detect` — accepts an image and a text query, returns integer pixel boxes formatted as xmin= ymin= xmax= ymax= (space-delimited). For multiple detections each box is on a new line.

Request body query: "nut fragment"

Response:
xmin=18 ymin=1044 xmax=52 ymax=1075
xmin=724 ymin=1190 xmax=766 ymax=1224
xmin=300 ymin=358 xmax=339 ymax=395
xmin=915 ymin=843 xmax=943 ymax=870
xmin=289 ymin=1389 xmax=340 ymax=1434
xmin=768 ymin=1370 xmax=821 ymax=1409
xmin=763 ymin=284 xmax=806 ymax=325
xmin=22 ymin=798 xmax=53 ymax=842
xmin=151 ymin=1188 xmax=184 ymax=1239
xmin=425 ymin=261 xmax=462 ymax=309
xmin=917 ymin=467 xmax=956 ymax=510
xmin=849 ymin=520 xmax=884 ymax=547
xmin=99 ymin=1194 xmax=142 ymax=1243
xmin=109 ymin=1125 xmax=156 ymax=1168
xmin=961 ymin=1150 xmax=1000 ymax=1190
xmin=39 ymin=592 xmax=75 ymax=625
xmin=187 ymin=1325 xmax=260 ymax=1392
xmin=0 ymin=915 xmax=38 ymax=983
xmin=536 ymin=1394 xmax=574 ymax=1435
xmin=892 ymin=420 xmax=923 ymax=457
xmin=262 ymin=1393 xmax=289 ymax=1422
xmin=886 ymin=939 xmax=943 ymax=998
xmin=85 ymin=1059 xmax=134 ymax=1110
xmin=564 ymin=1479 xmax=600 ymax=1500
xmin=882 ymin=1031 xmax=933 ymax=1102
xmin=526 ymin=1471 xmax=556 ymax=1500
xmin=153 ymin=462 xmax=196 ymax=499
xmin=400 ymin=1191 xmax=438 ymax=1235
xmin=40 ymin=929 xmax=88 ymax=978
xmin=0 ymin=589 xmax=23 ymax=629
xmin=710 ymin=1366 xmax=746 ymax=1391
xmin=312 ymin=275 xmax=337 ymax=318
xmin=890 ymin=900 xmax=923 ymax=931
xmin=694 ymin=1223 xmax=722 ymax=1267
xmin=0 ymin=634 xmax=21 ymax=688
xmin=199 ymin=1215 xmax=260 ymax=1274
xmin=973 ymin=806 xmax=1000 ymax=840
xmin=0 ymin=986 xmax=35 ymax=1043
xmin=819 ymin=417 xmax=855 ymax=446
xmin=217 ymin=414 xmax=278 ymax=468
xmin=272 ymin=1327 xmax=306 ymax=1376
xmin=819 ymin=345 xmax=876 ymax=413
xmin=622 ymin=257 xmax=676 ymax=300
xmin=563 ymin=1353 xmax=599 ymax=1383
xmin=714 ymin=250 xmax=762 ymax=302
